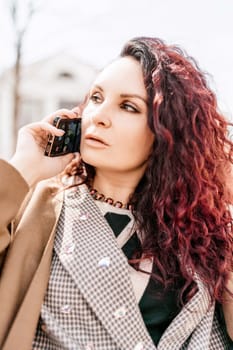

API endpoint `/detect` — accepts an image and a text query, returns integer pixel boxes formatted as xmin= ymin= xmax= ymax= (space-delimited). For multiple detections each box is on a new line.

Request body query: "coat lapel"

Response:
xmin=157 ymin=273 xmax=213 ymax=350
xmin=93 ymin=200 xmax=153 ymax=304
xmin=54 ymin=185 xmax=156 ymax=350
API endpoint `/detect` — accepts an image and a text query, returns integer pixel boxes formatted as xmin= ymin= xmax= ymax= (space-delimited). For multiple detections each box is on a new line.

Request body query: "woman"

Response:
xmin=0 ymin=37 xmax=233 ymax=349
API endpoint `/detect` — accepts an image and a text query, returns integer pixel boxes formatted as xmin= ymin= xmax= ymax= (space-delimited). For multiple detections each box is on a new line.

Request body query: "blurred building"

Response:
xmin=0 ymin=54 xmax=98 ymax=159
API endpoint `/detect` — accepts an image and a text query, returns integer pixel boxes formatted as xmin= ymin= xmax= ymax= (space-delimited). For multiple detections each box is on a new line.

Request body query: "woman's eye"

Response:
xmin=121 ymin=103 xmax=139 ymax=113
xmin=90 ymin=93 xmax=102 ymax=103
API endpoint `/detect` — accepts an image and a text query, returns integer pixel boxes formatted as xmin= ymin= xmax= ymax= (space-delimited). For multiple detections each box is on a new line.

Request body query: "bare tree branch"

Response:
xmin=8 ymin=0 xmax=44 ymax=152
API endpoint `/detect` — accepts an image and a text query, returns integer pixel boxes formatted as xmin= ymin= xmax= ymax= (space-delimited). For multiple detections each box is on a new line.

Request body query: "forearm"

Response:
xmin=222 ymin=272 xmax=233 ymax=340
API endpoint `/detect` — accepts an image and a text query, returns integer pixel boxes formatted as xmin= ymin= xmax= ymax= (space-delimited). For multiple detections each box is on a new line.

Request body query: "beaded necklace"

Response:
xmin=89 ymin=188 xmax=132 ymax=210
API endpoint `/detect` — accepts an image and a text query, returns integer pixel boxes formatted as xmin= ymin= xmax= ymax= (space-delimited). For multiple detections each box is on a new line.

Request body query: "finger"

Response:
xmin=24 ymin=121 xmax=65 ymax=136
xmin=71 ymin=106 xmax=82 ymax=117
xmin=43 ymin=109 xmax=78 ymax=123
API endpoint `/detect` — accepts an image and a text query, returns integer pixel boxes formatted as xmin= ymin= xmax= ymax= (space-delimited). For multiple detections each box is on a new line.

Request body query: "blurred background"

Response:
xmin=0 ymin=0 xmax=232 ymax=159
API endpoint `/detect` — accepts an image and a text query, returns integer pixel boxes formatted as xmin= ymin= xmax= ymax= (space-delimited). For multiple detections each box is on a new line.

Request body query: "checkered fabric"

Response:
xmin=32 ymin=185 xmax=230 ymax=350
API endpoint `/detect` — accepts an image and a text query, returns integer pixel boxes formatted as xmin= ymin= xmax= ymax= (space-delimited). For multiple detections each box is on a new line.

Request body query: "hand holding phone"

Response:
xmin=44 ymin=116 xmax=81 ymax=157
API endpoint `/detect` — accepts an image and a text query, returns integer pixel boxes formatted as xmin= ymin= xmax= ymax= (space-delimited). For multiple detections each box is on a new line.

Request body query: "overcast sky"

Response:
xmin=0 ymin=0 xmax=233 ymax=119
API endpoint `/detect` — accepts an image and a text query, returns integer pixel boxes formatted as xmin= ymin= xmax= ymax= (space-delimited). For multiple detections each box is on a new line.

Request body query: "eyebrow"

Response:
xmin=120 ymin=94 xmax=148 ymax=105
xmin=93 ymin=84 xmax=148 ymax=105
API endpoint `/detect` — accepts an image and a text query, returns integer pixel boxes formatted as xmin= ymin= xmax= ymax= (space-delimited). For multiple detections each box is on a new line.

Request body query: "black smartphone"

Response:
xmin=44 ymin=116 xmax=81 ymax=157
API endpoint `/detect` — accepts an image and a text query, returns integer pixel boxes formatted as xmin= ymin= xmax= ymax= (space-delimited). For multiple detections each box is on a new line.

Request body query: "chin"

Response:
xmin=81 ymin=152 xmax=102 ymax=168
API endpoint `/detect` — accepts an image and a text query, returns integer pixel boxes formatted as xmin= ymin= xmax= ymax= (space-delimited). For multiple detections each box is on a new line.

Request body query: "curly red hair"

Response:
xmin=120 ymin=37 xmax=233 ymax=303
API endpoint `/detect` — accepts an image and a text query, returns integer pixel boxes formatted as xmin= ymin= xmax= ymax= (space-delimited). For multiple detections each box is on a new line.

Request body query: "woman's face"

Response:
xmin=80 ymin=56 xmax=155 ymax=177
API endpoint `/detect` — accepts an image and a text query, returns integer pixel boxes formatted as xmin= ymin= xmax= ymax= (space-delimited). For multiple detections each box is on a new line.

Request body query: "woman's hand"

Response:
xmin=9 ymin=109 xmax=81 ymax=186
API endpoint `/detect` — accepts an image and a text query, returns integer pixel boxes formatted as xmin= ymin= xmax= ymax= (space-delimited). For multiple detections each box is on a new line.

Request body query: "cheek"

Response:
xmin=80 ymin=121 xmax=88 ymax=153
xmin=80 ymin=115 xmax=89 ymax=136
xmin=82 ymin=103 xmax=95 ymax=119
xmin=119 ymin=128 xmax=154 ymax=160
xmin=137 ymin=130 xmax=154 ymax=160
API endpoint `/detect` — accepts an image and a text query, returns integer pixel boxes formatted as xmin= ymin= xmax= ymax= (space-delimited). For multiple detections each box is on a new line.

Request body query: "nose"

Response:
xmin=90 ymin=103 xmax=112 ymax=128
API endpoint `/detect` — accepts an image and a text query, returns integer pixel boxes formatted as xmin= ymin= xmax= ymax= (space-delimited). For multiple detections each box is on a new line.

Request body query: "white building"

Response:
xmin=0 ymin=54 xmax=98 ymax=159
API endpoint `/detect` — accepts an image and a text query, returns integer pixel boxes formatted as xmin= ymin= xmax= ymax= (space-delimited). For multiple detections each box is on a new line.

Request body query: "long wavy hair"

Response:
xmin=119 ymin=37 xmax=233 ymax=303
xmin=70 ymin=37 xmax=233 ymax=304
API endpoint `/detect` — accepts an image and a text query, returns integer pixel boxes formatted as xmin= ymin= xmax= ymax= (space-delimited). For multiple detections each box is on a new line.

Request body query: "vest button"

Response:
xmin=113 ymin=305 xmax=127 ymax=319
xmin=98 ymin=257 xmax=111 ymax=268
xmin=134 ymin=342 xmax=145 ymax=350
xmin=60 ymin=304 xmax=72 ymax=314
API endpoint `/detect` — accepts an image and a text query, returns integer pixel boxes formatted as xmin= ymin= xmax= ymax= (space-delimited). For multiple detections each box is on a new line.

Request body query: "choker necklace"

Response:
xmin=89 ymin=188 xmax=132 ymax=210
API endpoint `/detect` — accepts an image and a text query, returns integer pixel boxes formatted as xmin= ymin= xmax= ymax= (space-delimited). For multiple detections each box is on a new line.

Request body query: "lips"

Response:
xmin=85 ymin=134 xmax=109 ymax=146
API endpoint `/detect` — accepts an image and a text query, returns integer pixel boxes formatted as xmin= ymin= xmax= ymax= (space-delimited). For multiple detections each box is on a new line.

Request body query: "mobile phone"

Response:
xmin=44 ymin=116 xmax=81 ymax=157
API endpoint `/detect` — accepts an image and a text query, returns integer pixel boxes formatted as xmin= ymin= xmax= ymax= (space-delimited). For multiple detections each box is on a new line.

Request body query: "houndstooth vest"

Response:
xmin=32 ymin=185 xmax=229 ymax=350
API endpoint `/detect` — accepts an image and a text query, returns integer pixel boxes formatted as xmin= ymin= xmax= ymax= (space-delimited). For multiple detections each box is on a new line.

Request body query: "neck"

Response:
xmin=91 ymin=170 xmax=142 ymax=205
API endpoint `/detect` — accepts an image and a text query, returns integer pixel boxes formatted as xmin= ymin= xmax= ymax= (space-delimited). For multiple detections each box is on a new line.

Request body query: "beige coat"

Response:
xmin=0 ymin=159 xmax=63 ymax=349
xmin=0 ymin=159 xmax=229 ymax=349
